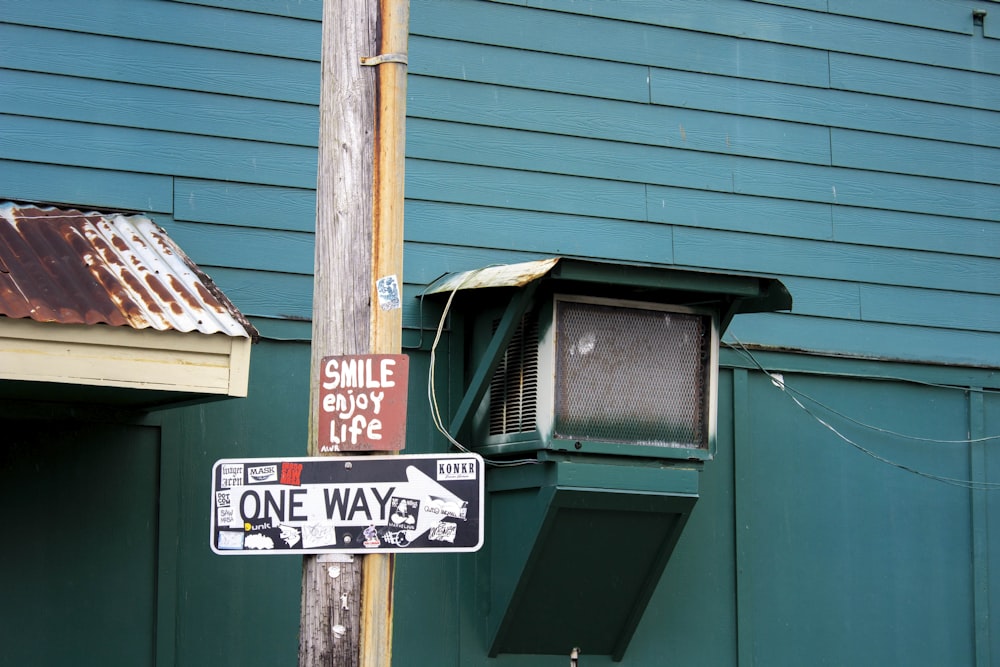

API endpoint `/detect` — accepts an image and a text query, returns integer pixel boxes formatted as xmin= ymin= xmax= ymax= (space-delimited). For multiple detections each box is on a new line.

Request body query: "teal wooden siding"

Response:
xmin=405 ymin=0 xmax=1000 ymax=369
xmin=0 ymin=0 xmax=320 ymax=340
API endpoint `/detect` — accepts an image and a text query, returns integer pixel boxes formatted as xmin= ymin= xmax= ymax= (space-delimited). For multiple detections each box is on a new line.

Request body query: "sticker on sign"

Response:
xmin=210 ymin=453 xmax=484 ymax=555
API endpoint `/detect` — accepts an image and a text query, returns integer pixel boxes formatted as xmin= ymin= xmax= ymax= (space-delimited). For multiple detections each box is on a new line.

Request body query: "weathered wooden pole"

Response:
xmin=299 ymin=0 xmax=408 ymax=664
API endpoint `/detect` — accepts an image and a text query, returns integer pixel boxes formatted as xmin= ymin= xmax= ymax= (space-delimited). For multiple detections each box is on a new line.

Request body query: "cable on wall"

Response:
xmin=725 ymin=336 xmax=1000 ymax=490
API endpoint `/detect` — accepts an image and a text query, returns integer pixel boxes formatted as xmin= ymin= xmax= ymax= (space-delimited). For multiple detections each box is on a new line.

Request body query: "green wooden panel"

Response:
xmin=159 ymin=340 xmax=307 ymax=667
xmin=250 ymin=315 xmax=312 ymax=341
xmin=984 ymin=393 xmax=1000 ymax=662
xmin=737 ymin=372 xmax=975 ymax=665
xmin=392 ymin=352 xmax=464 ymax=666
xmin=170 ymin=0 xmax=323 ymax=21
xmin=0 ymin=158 xmax=173 ymax=212
xmin=516 ymin=0 xmax=1000 ymax=75
xmin=778 ymin=276 xmax=861 ymax=320
xmin=751 ymin=0 xmax=828 ymax=11
xmin=410 ymin=35 xmax=649 ymax=103
xmin=733 ymin=158 xmax=1000 ymax=222
xmin=174 ymin=179 xmax=316 ymax=232
xmin=405 ymin=157 xmax=648 ymax=222
xmin=1 ymin=114 xmax=317 ymax=188
xmin=407 ymin=119 xmax=735 ymax=194
xmin=0 ymin=23 xmax=318 ymax=104
xmin=2 ymin=0 xmax=321 ymax=60
xmin=833 ymin=206 xmax=1000 ymax=259
xmin=987 ymin=12 xmax=1000 ymax=41
xmin=651 ymin=67 xmax=1000 ymax=149
xmin=411 ymin=0 xmax=831 ymax=87
xmin=860 ymin=284 xmax=1000 ymax=334
xmin=674 ymin=227 xmax=1000 ymax=294
xmin=832 ymin=128 xmax=1000 ymax=186
xmin=404 ymin=199 xmax=674 ymax=265
xmin=646 ymin=185 xmax=833 ymax=240
xmin=831 ymin=52 xmax=1000 ymax=112
xmin=827 ymin=0 xmax=973 ymax=34
xmin=726 ymin=313 xmax=1000 ymax=368
xmin=0 ymin=421 xmax=159 ymax=666
xmin=161 ymin=217 xmax=314 ymax=275
xmin=1 ymin=69 xmax=318 ymax=147
xmin=409 ymin=76 xmax=832 ymax=165
xmin=625 ymin=368 xmax=739 ymax=666
xmin=201 ymin=266 xmax=313 ymax=322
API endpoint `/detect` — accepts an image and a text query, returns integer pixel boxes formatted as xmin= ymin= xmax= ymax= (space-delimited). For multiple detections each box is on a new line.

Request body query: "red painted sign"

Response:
xmin=318 ymin=354 xmax=409 ymax=452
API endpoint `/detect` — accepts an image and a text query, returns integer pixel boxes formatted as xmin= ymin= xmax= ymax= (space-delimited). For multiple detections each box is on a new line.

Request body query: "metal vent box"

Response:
xmin=473 ymin=294 xmax=719 ymax=460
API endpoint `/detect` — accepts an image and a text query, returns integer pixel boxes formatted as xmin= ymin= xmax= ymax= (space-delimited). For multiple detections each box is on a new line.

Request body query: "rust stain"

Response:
xmin=0 ymin=202 xmax=257 ymax=338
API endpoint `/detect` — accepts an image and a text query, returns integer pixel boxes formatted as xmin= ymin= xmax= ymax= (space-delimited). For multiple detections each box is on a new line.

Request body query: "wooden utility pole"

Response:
xmin=300 ymin=0 xmax=408 ymax=665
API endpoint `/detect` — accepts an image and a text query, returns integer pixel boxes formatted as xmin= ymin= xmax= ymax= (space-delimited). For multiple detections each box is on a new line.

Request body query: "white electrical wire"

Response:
xmin=726 ymin=336 xmax=1000 ymax=490
xmin=424 ymin=273 xmax=540 ymax=468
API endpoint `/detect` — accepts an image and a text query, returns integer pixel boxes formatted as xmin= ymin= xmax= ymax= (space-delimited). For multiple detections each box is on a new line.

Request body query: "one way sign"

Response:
xmin=211 ymin=453 xmax=484 ymax=555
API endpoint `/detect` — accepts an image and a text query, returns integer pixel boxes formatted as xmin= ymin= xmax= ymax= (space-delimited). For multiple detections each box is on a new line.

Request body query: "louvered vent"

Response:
xmin=554 ymin=299 xmax=710 ymax=449
xmin=488 ymin=316 xmax=539 ymax=436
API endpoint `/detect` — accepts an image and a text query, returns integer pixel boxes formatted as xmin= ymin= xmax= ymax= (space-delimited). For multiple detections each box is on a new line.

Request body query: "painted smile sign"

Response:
xmin=211 ymin=454 xmax=484 ymax=554
xmin=318 ymin=354 xmax=409 ymax=452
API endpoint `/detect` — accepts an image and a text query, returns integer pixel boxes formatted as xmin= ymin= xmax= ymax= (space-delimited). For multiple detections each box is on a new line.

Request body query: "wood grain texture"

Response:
xmin=409 ymin=35 xmax=650 ymax=102
xmin=170 ymin=0 xmax=322 ymax=21
xmin=404 ymin=199 xmax=675 ymax=264
xmin=651 ymin=67 xmax=1000 ymax=149
xmin=830 ymin=52 xmax=1000 ymax=111
xmin=409 ymin=75 xmax=832 ymax=164
xmin=411 ymin=0 xmax=830 ymax=86
xmin=405 ymin=158 xmax=648 ymax=221
xmin=174 ymin=179 xmax=316 ymax=232
xmin=301 ymin=0 xmax=379 ymax=665
xmin=0 ymin=22 xmax=319 ymax=103
xmin=725 ymin=312 xmax=1000 ymax=367
xmin=673 ymin=227 xmax=1000 ymax=295
xmin=0 ymin=159 xmax=172 ymax=212
xmin=831 ymin=129 xmax=1000 ymax=186
xmin=1 ymin=69 xmax=318 ymax=147
xmin=2 ymin=0 xmax=321 ymax=60
xmin=162 ymin=219 xmax=314 ymax=275
xmin=513 ymin=0 xmax=1000 ymax=75
xmin=1 ymin=114 xmax=317 ymax=188
xmin=407 ymin=119 xmax=735 ymax=193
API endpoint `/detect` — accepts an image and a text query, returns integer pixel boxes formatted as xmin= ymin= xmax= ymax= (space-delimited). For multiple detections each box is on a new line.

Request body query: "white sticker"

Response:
xmin=218 ymin=531 xmax=245 ymax=550
xmin=220 ymin=464 xmax=244 ymax=489
xmin=217 ymin=506 xmax=238 ymax=527
xmin=436 ymin=458 xmax=478 ymax=481
xmin=302 ymin=523 xmax=338 ymax=549
xmin=245 ymin=534 xmax=275 ymax=550
xmin=376 ymin=275 xmax=401 ymax=311
xmin=247 ymin=465 xmax=278 ymax=484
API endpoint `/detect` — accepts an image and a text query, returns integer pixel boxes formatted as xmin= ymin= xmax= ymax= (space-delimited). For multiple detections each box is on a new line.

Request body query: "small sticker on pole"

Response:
xmin=376 ymin=274 xmax=401 ymax=311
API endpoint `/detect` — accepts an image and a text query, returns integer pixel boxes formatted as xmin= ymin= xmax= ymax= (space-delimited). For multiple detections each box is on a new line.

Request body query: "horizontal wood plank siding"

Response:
xmin=405 ymin=0 xmax=1000 ymax=367
xmin=2 ymin=0 xmax=321 ymax=60
xmin=3 ymin=0 xmax=999 ymax=366
xmin=0 ymin=23 xmax=319 ymax=103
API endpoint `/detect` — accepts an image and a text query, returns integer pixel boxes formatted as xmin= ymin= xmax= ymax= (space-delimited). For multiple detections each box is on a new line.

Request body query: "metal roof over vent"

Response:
xmin=0 ymin=202 xmax=257 ymax=407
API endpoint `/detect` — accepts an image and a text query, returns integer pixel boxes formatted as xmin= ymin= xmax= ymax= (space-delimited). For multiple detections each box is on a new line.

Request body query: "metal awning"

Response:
xmin=0 ymin=202 xmax=257 ymax=407
xmin=424 ymin=256 xmax=792 ymax=328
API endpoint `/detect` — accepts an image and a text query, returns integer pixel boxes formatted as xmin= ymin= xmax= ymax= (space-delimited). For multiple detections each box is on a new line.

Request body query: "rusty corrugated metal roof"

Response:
xmin=0 ymin=202 xmax=257 ymax=339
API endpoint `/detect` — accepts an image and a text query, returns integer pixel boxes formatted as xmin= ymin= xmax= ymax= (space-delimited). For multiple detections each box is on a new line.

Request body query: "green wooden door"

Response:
xmin=0 ymin=419 xmax=159 ymax=666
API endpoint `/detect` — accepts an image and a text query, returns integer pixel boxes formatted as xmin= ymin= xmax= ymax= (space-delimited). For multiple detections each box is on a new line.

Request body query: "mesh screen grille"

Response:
xmin=554 ymin=301 xmax=709 ymax=448
xmin=488 ymin=316 xmax=539 ymax=436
